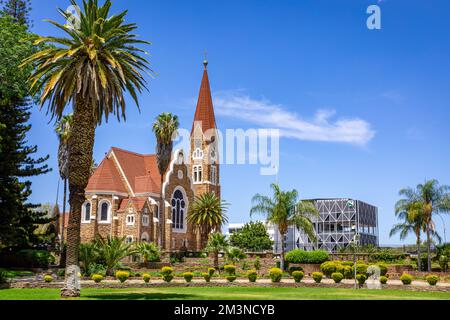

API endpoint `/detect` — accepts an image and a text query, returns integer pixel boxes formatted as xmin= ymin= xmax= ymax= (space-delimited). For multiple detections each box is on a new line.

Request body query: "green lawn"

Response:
xmin=0 ymin=287 xmax=449 ymax=300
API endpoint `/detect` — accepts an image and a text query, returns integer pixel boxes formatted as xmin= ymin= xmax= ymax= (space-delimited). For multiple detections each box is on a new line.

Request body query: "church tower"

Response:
xmin=190 ymin=60 xmax=221 ymax=199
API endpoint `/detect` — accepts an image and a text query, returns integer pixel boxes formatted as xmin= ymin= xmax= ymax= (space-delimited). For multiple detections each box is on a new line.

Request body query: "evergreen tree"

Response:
xmin=0 ymin=0 xmax=32 ymax=27
xmin=0 ymin=15 xmax=50 ymax=248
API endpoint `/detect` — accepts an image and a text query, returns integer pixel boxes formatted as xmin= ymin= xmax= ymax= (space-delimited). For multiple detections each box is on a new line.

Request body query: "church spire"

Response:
xmin=192 ymin=59 xmax=217 ymax=134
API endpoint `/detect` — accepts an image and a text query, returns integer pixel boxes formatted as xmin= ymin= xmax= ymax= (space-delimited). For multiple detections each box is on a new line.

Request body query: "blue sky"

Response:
xmin=26 ymin=0 xmax=450 ymax=245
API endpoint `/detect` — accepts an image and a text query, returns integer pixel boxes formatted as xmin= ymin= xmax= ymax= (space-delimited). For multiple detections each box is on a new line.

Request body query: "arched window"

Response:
xmin=82 ymin=202 xmax=91 ymax=223
xmin=141 ymin=232 xmax=149 ymax=242
xmin=98 ymin=201 xmax=110 ymax=222
xmin=193 ymin=165 xmax=202 ymax=183
xmin=192 ymin=148 xmax=203 ymax=160
xmin=171 ymin=189 xmax=186 ymax=231
xmin=211 ymin=165 xmax=217 ymax=185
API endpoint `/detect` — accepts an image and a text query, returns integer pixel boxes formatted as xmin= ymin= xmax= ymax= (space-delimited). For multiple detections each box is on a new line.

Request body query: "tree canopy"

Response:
xmin=230 ymin=221 xmax=273 ymax=252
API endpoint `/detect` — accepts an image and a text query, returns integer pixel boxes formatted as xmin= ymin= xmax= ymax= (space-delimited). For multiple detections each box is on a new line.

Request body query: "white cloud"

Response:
xmin=214 ymin=91 xmax=375 ymax=146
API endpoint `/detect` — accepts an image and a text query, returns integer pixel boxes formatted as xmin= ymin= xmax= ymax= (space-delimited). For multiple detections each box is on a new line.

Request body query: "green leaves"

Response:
xmin=22 ymin=0 xmax=153 ymax=124
xmin=188 ymin=192 xmax=229 ymax=235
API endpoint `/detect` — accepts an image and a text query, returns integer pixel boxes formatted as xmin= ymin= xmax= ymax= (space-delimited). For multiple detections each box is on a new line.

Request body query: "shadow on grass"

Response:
xmin=83 ymin=292 xmax=198 ymax=300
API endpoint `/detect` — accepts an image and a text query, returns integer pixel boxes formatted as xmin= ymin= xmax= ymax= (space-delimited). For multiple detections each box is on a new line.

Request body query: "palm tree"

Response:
xmin=79 ymin=242 xmax=98 ymax=275
xmin=94 ymin=236 xmax=134 ymax=276
xmin=250 ymin=183 xmax=319 ymax=271
xmin=22 ymin=0 xmax=152 ymax=297
xmin=206 ymin=232 xmax=229 ymax=269
xmin=55 ymin=114 xmax=73 ymax=256
xmin=226 ymin=247 xmax=247 ymax=264
xmin=390 ymin=201 xmax=426 ymax=271
xmin=398 ymin=180 xmax=450 ymax=271
xmin=152 ymin=112 xmax=179 ymax=249
xmin=187 ymin=192 xmax=229 ymax=247
xmin=135 ymin=242 xmax=161 ymax=263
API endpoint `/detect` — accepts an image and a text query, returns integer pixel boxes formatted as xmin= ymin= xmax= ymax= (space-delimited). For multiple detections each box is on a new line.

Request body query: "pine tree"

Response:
xmin=0 ymin=0 xmax=32 ymax=27
xmin=0 ymin=15 xmax=50 ymax=248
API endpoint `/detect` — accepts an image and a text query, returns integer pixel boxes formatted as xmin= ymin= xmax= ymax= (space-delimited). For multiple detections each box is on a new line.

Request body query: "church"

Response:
xmin=78 ymin=61 xmax=220 ymax=252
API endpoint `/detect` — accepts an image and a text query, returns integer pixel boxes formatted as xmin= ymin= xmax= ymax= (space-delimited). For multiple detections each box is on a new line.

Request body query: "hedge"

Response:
xmin=285 ymin=250 xmax=329 ymax=264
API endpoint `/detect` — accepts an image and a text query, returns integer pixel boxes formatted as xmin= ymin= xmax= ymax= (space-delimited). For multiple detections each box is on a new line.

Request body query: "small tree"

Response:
xmin=0 ymin=0 xmax=32 ymax=27
xmin=230 ymin=221 xmax=273 ymax=252
xmin=135 ymin=242 xmax=161 ymax=263
xmin=94 ymin=236 xmax=134 ymax=276
xmin=226 ymin=247 xmax=247 ymax=264
xmin=206 ymin=233 xmax=229 ymax=269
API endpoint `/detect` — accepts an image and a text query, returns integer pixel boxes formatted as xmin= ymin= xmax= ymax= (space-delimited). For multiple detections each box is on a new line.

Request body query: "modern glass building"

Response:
xmin=272 ymin=198 xmax=379 ymax=253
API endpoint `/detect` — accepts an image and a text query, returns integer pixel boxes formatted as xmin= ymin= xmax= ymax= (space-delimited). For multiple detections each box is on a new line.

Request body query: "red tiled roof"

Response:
xmin=86 ymin=157 xmax=127 ymax=193
xmin=118 ymin=197 xmax=148 ymax=212
xmin=111 ymin=147 xmax=162 ymax=194
xmin=192 ymin=66 xmax=217 ymax=133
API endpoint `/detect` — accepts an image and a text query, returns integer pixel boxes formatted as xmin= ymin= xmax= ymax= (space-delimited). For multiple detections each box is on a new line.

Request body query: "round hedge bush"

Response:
xmin=91 ymin=274 xmax=103 ymax=283
xmin=292 ymin=271 xmax=304 ymax=283
xmin=331 ymin=272 xmax=344 ymax=284
xmin=343 ymin=266 xmax=353 ymax=279
xmin=208 ymin=268 xmax=215 ymax=277
xmin=226 ymin=275 xmax=237 ymax=283
xmin=202 ymin=272 xmax=211 ymax=282
xmin=356 ymin=274 xmax=366 ymax=285
xmin=379 ymin=276 xmax=388 ymax=284
xmin=161 ymin=266 xmax=174 ymax=283
xmin=320 ymin=261 xmax=337 ymax=278
xmin=426 ymin=274 xmax=439 ymax=286
xmin=377 ymin=264 xmax=388 ymax=276
xmin=43 ymin=275 xmax=53 ymax=283
xmin=183 ymin=272 xmax=194 ymax=283
xmin=312 ymin=272 xmax=323 ymax=283
xmin=247 ymin=270 xmax=258 ymax=283
xmin=143 ymin=273 xmax=151 ymax=283
xmin=115 ymin=271 xmax=130 ymax=283
xmin=400 ymin=273 xmax=413 ymax=285
xmin=269 ymin=268 xmax=283 ymax=283
xmin=224 ymin=265 xmax=236 ymax=275
xmin=352 ymin=263 xmax=368 ymax=276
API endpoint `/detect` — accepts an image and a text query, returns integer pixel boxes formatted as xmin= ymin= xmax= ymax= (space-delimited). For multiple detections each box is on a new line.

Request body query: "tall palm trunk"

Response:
xmin=61 ymin=99 xmax=96 ymax=298
xmin=426 ymin=224 xmax=432 ymax=272
xmin=214 ymin=251 xmax=219 ymax=269
xmin=160 ymin=175 xmax=165 ymax=249
xmin=60 ymin=178 xmax=67 ymax=261
xmin=280 ymin=232 xmax=286 ymax=271
xmin=416 ymin=232 xmax=421 ymax=271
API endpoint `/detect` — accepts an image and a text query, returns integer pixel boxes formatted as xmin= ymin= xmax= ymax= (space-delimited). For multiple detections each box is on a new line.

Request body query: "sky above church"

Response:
xmin=27 ymin=0 xmax=450 ymax=245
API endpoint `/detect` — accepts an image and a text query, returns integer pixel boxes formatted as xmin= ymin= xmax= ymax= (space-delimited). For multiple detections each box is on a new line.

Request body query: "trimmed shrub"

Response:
xmin=332 ymin=272 xmax=344 ymax=284
xmin=87 ymin=263 xmax=107 ymax=277
xmin=292 ymin=271 xmax=304 ymax=283
xmin=183 ymin=272 xmax=194 ymax=283
xmin=312 ymin=272 xmax=323 ymax=283
xmin=161 ymin=267 xmax=174 ymax=283
xmin=341 ymin=261 xmax=354 ymax=266
xmin=43 ymin=275 xmax=53 ymax=283
xmin=426 ymin=274 xmax=439 ymax=286
xmin=269 ymin=268 xmax=283 ymax=283
xmin=285 ymin=249 xmax=329 ymax=264
xmin=224 ymin=265 xmax=236 ymax=275
xmin=226 ymin=275 xmax=236 ymax=283
xmin=379 ymin=276 xmax=388 ymax=284
xmin=356 ymin=274 xmax=366 ymax=286
xmin=400 ymin=273 xmax=413 ymax=285
xmin=208 ymin=268 xmax=215 ymax=277
xmin=352 ymin=263 xmax=368 ymax=276
xmin=91 ymin=274 xmax=103 ymax=283
xmin=143 ymin=273 xmax=151 ymax=283
xmin=254 ymin=257 xmax=261 ymax=271
xmin=320 ymin=261 xmax=337 ymax=278
xmin=115 ymin=271 xmax=130 ymax=283
xmin=343 ymin=266 xmax=353 ymax=279
xmin=288 ymin=266 xmax=303 ymax=274
xmin=247 ymin=269 xmax=258 ymax=282
xmin=202 ymin=272 xmax=211 ymax=282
